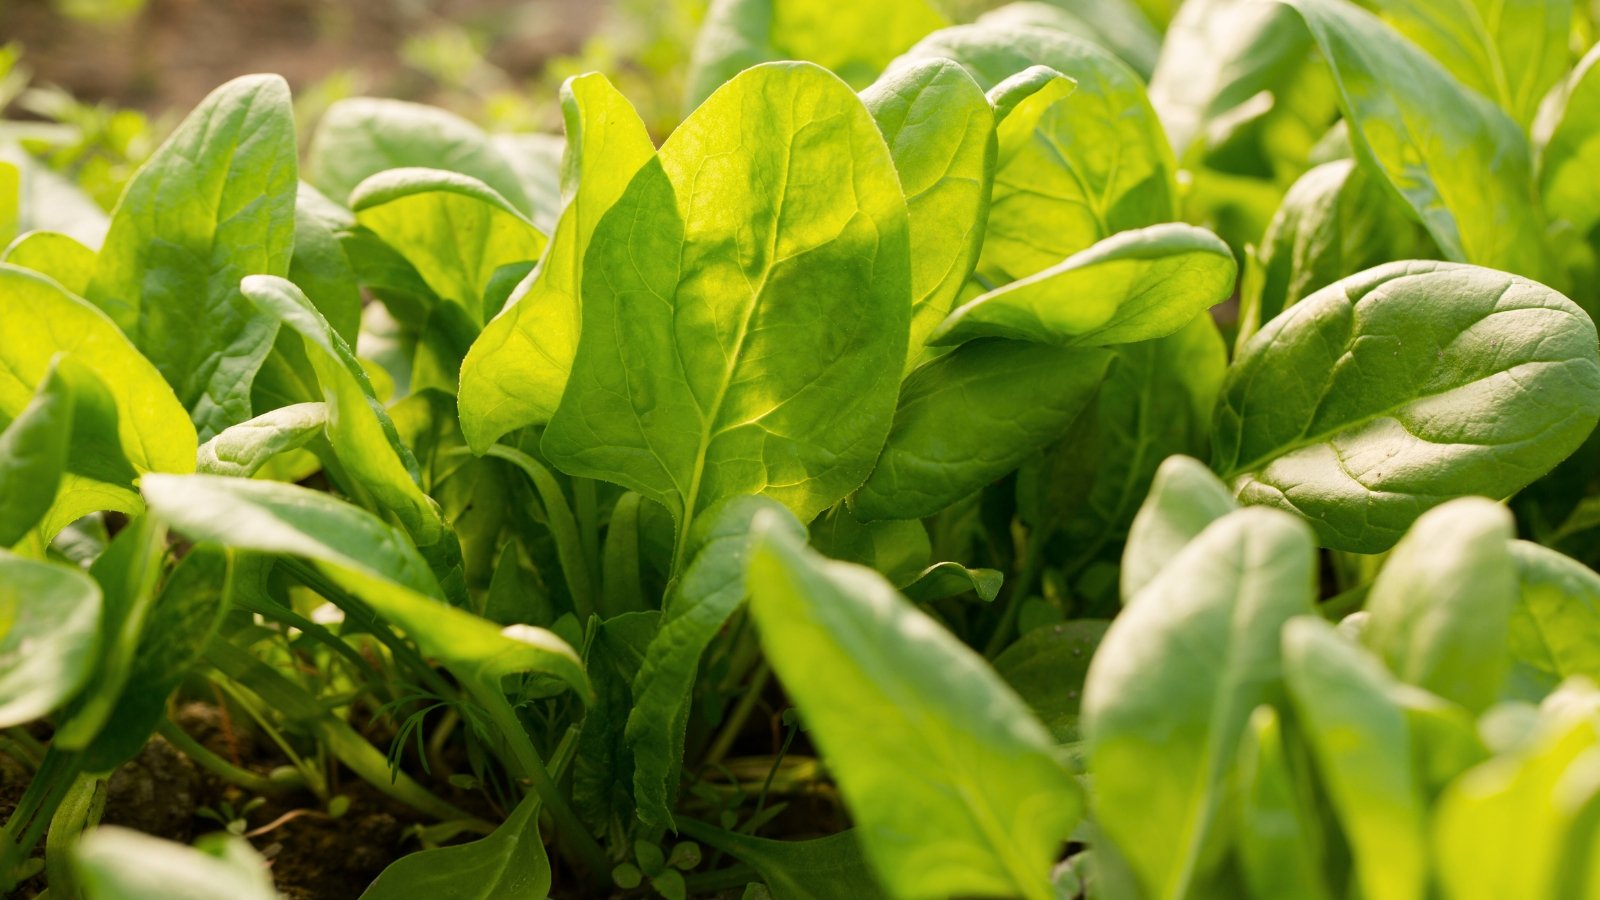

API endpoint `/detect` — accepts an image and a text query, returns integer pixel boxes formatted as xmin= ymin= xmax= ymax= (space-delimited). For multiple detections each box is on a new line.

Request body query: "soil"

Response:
xmin=0 ymin=0 xmax=604 ymax=115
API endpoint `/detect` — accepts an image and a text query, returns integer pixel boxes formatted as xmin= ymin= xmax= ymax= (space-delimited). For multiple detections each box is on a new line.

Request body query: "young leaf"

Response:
xmin=542 ymin=63 xmax=911 ymax=549
xmin=1239 ymin=158 xmax=1431 ymax=347
xmin=994 ymin=619 xmax=1109 ymax=743
xmin=1120 ymin=455 xmax=1238 ymax=601
xmin=306 ymin=97 xmax=531 ymax=213
xmin=458 ymin=73 xmax=656 ymax=450
xmin=242 ymin=275 xmax=444 ymax=547
xmin=860 ymin=58 xmax=996 ymax=366
xmin=196 ymin=402 xmax=327 ymax=479
xmin=1508 ymin=541 xmax=1600 ymax=687
xmin=2 ymin=230 xmax=96 ymax=295
xmin=898 ymin=24 xmax=1177 ymax=282
xmin=1282 ymin=616 xmax=1428 ymax=900
xmin=0 ymin=361 xmax=73 ymax=548
xmin=685 ymin=0 xmax=947 ymax=110
xmin=1279 ymin=0 xmax=1549 ymax=280
xmin=351 ymin=168 xmax=548 ymax=324
xmin=0 ymin=551 xmax=102 ymax=727
xmin=1082 ymin=507 xmax=1317 ymax=898
xmin=930 ymin=223 xmax=1235 ymax=347
xmin=140 ymin=474 xmax=589 ymax=699
xmin=1213 ymin=261 xmax=1600 ymax=553
xmin=1537 ymin=42 xmax=1600 ymax=242
xmin=746 ymin=516 xmax=1080 ymax=900
xmin=627 ymin=497 xmax=806 ymax=828
xmin=84 ymin=74 xmax=297 ymax=440
xmin=74 ymin=828 xmax=277 ymax=900
xmin=361 ymin=789 xmax=548 ymax=900
xmin=974 ymin=0 xmax=1161 ymax=79
xmin=1237 ymin=705 xmax=1333 ymax=900
xmin=675 ymin=820 xmax=889 ymax=900
xmin=1361 ymin=498 xmax=1517 ymax=713
xmin=852 ymin=340 xmax=1110 ymax=521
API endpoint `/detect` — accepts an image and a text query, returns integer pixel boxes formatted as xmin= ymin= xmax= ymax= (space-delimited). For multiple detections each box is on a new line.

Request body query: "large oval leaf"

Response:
xmin=747 ymin=516 xmax=1079 ymax=899
xmin=0 ymin=551 xmax=102 ymax=727
xmin=542 ymin=63 xmax=910 ymax=551
xmin=1213 ymin=261 xmax=1600 ymax=553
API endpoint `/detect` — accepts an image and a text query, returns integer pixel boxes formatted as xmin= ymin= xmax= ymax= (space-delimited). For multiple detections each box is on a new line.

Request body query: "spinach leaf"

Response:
xmin=458 ymin=73 xmax=655 ymax=450
xmin=1214 ymin=261 xmax=1600 ymax=552
xmin=542 ymin=63 xmax=910 ymax=556
xmin=853 ymin=340 xmax=1109 ymax=521
xmin=74 ymin=828 xmax=277 ymax=900
xmin=0 ymin=551 xmax=102 ymax=727
xmin=1361 ymin=498 xmax=1517 ymax=713
xmin=746 ymin=514 xmax=1079 ymax=900
xmin=931 ymin=223 xmax=1235 ymax=347
xmin=361 ymin=789 xmax=548 ymax=900
xmin=1537 ymin=43 xmax=1600 ymax=243
xmin=994 ymin=619 xmax=1109 ymax=742
xmin=1509 ymin=541 xmax=1600 ymax=688
xmin=84 ymin=74 xmax=297 ymax=440
xmin=0 ymin=361 xmax=73 ymax=548
xmin=1082 ymin=508 xmax=1316 ymax=897
xmin=196 ymin=402 xmax=327 ymax=479
xmin=289 ymin=181 xmax=363 ymax=344
xmin=1120 ymin=455 xmax=1239 ymax=601
xmin=974 ymin=0 xmax=1161 ymax=79
xmin=675 ymin=820 xmax=889 ymax=900
xmin=1237 ymin=706 xmax=1333 ymax=900
xmin=351 ymin=168 xmax=547 ymax=325
xmin=2 ymin=230 xmax=96 ymax=295
xmin=861 ymin=58 xmax=995 ymax=367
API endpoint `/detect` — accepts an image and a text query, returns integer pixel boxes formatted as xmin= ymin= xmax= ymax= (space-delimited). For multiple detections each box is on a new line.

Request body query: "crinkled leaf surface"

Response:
xmin=931 ymin=223 xmax=1235 ymax=347
xmin=84 ymin=74 xmax=297 ymax=440
xmin=196 ymin=402 xmax=327 ymax=479
xmin=543 ymin=63 xmax=910 ymax=548
xmin=459 ymin=74 xmax=656 ymax=449
xmin=747 ymin=517 xmax=1080 ymax=900
xmin=1213 ymin=261 xmax=1600 ymax=553
xmin=1082 ymin=508 xmax=1316 ymax=898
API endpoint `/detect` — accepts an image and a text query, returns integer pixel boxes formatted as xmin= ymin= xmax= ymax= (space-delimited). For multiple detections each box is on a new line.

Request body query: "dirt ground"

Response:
xmin=0 ymin=0 xmax=604 ymax=114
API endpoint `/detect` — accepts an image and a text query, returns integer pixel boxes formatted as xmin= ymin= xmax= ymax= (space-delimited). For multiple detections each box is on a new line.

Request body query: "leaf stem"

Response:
xmin=983 ymin=525 xmax=1053 ymax=658
xmin=157 ymin=718 xmax=304 ymax=796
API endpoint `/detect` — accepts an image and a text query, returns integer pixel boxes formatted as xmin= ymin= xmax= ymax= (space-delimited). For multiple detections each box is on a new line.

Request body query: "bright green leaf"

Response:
xmin=0 ymin=550 xmax=102 ymax=727
xmin=361 ymin=789 xmax=548 ymax=900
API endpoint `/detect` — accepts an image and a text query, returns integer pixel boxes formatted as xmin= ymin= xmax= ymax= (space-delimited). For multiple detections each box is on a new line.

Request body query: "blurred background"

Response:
xmin=0 ymin=0 xmax=703 ymax=207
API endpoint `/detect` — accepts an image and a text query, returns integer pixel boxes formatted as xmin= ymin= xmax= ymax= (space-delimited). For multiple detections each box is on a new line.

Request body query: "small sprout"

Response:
xmin=447 ymin=773 xmax=481 ymax=791
xmin=611 ymin=862 xmax=643 ymax=890
xmin=666 ymin=840 xmax=700 ymax=871
xmin=650 ymin=867 xmax=687 ymax=900
xmin=634 ymin=838 xmax=665 ymax=876
xmin=326 ymin=795 xmax=351 ymax=819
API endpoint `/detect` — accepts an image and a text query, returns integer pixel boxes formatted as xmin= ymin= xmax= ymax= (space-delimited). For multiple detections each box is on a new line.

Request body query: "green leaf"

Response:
xmin=361 ymin=789 xmax=548 ymax=900
xmin=1537 ymin=42 xmax=1600 ymax=241
xmin=0 ymin=360 xmax=73 ymax=548
xmin=1367 ymin=0 xmax=1570 ymax=128
xmin=852 ymin=340 xmax=1110 ymax=521
xmin=974 ymin=0 xmax=1161 ymax=79
xmin=930 ymin=223 xmax=1235 ymax=347
xmin=1120 ymin=455 xmax=1238 ymax=601
xmin=1508 ymin=541 xmax=1600 ymax=687
xmin=542 ymin=63 xmax=910 ymax=550
xmin=241 ymin=275 xmax=444 ymax=547
xmin=74 ymin=828 xmax=277 ymax=900
xmin=289 ymin=181 xmax=363 ymax=344
xmin=627 ymin=497 xmax=806 ymax=828
xmin=675 ymin=820 xmax=889 ymax=900
xmin=306 ymin=97 xmax=531 ymax=213
xmin=0 ymin=550 xmax=102 ymax=727
xmin=1432 ymin=681 xmax=1600 ymax=900
xmin=3 ymin=229 xmax=96 ymax=295
xmin=810 ymin=506 xmax=930 ymax=586
xmin=746 ymin=516 xmax=1079 ymax=900
xmin=1082 ymin=507 xmax=1316 ymax=898
xmin=1236 ymin=705 xmax=1333 ymax=900
xmin=685 ymin=0 xmax=947 ymax=110
xmin=900 ymin=562 xmax=1004 ymax=603
xmin=1147 ymin=0 xmax=1312 ymax=159
xmin=860 ymin=58 xmax=996 ymax=366
xmin=994 ymin=619 xmax=1109 ymax=743
xmin=1282 ymin=615 xmax=1428 ymax=900
xmin=573 ymin=610 xmax=660 ymax=839
xmin=459 ymin=73 xmax=656 ymax=450
xmin=81 ymin=545 xmax=230 ymax=771
xmin=196 ymin=402 xmax=327 ymax=478
xmin=351 ymin=168 xmax=548 ymax=325
xmin=1239 ymin=159 xmax=1432 ymax=347
xmin=1279 ymin=0 xmax=1549 ymax=280
xmin=84 ymin=74 xmax=297 ymax=440
xmin=140 ymin=474 xmax=589 ymax=699
xmin=1213 ymin=261 xmax=1600 ymax=553
xmin=898 ymin=25 xmax=1177 ymax=282
xmin=1361 ymin=498 xmax=1516 ymax=713
xmin=0 ymin=146 xmax=109 ymax=249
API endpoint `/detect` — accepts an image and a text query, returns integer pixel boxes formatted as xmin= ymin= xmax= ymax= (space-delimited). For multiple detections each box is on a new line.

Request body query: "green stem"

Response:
xmin=684 ymin=863 xmax=759 ymax=894
xmin=1 ymin=728 xmax=44 ymax=770
xmin=467 ymin=681 xmax=611 ymax=887
xmin=157 ymin=718 xmax=304 ymax=796
xmin=0 ymin=749 xmax=81 ymax=893
xmin=705 ymin=662 xmax=771 ymax=767
xmin=983 ymin=525 xmax=1053 ymax=658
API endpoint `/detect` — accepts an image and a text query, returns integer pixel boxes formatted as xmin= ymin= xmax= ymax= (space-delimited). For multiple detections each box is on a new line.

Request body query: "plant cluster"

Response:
xmin=4 ymin=0 xmax=1600 ymax=897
